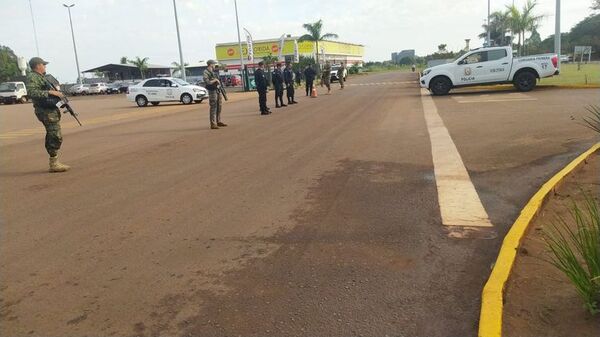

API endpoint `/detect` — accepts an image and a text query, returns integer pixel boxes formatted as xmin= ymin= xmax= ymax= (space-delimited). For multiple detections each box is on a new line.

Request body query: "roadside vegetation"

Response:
xmin=539 ymin=63 xmax=600 ymax=86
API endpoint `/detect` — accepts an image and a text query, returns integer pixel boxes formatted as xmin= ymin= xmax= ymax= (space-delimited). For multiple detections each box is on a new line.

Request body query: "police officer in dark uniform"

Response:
xmin=284 ymin=62 xmax=297 ymax=104
xmin=254 ymin=61 xmax=270 ymax=115
xmin=272 ymin=62 xmax=286 ymax=108
xmin=304 ymin=65 xmax=316 ymax=96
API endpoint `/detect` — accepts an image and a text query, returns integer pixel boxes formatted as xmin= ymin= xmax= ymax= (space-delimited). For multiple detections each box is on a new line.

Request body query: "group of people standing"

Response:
xmin=253 ymin=60 xmax=346 ymax=115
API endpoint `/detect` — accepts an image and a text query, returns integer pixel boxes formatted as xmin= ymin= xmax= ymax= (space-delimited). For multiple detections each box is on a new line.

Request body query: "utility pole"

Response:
xmin=487 ymin=0 xmax=491 ymax=46
xmin=172 ymin=0 xmax=186 ymax=81
xmin=28 ymin=0 xmax=40 ymax=56
xmin=554 ymin=0 xmax=561 ymax=70
xmin=234 ymin=0 xmax=246 ymax=91
xmin=63 ymin=4 xmax=82 ymax=84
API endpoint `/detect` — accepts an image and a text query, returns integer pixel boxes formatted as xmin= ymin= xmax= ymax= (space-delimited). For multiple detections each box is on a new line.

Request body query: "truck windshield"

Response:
xmin=0 ymin=83 xmax=17 ymax=92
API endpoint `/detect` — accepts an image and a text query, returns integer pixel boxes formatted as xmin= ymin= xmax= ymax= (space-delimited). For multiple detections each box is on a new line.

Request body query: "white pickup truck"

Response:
xmin=420 ymin=46 xmax=559 ymax=95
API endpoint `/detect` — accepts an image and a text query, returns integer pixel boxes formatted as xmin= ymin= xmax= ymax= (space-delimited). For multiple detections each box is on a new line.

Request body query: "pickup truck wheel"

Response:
xmin=430 ymin=77 xmax=452 ymax=95
xmin=136 ymin=95 xmax=148 ymax=107
xmin=514 ymin=71 xmax=536 ymax=92
xmin=19 ymin=96 xmax=28 ymax=103
xmin=181 ymin=93 xmax=193 ymax=105
xmin=151 ymin=102 xmax=160 ymax=106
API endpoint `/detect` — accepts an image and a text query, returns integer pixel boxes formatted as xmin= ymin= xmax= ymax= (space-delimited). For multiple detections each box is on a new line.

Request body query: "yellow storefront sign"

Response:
xmin=216 ymin=40 xmax=363 ymax=61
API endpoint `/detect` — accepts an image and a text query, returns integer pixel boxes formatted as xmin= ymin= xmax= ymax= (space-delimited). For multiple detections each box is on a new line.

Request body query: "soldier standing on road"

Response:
xmin=272 ymin=62 xmax=286 ymax=108
xmin=303 ymin=65 xmax=316 ymax=96
xmin=337 ymin=62 xmax=346 ymax=89
xmin=254 ymin=61 xmax=270 ymax=115
xmin=321 ymin=61 xmax=332 ymax=94
xmin=27 ymin=57 xmax=70 ymax=173
xmin=284 ymin=62 xmax=298 ymax=104
xmin=203 ymin=60 xmax=227 ymax=129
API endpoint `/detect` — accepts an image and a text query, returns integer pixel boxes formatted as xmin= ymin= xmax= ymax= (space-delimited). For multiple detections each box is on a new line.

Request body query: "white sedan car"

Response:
xmin=127 ymin=77 xmax=209 ymax=107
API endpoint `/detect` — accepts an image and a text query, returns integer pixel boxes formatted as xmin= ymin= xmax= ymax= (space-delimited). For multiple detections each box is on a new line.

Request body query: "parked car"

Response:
xmin=559 ymin=54 xmax=571 ymax=63
xmin=127 ymin=77 xmax=209 ymax=107
xmin=0 ymin=81 xmax=28 ymax=104
xmin=119 ymin=82 xmax=135 ymax=93
xmin=106 ymin=83 xmax=122 ymax=94
xmin=89 ymin=82 xmax=108 ymax=95
xmin=68 ymin=84 xmax=90 ymax=96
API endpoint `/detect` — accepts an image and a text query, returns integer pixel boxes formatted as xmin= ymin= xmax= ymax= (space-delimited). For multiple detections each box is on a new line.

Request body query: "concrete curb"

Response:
xmin=478 ymin=142 xmax=600 ymax=337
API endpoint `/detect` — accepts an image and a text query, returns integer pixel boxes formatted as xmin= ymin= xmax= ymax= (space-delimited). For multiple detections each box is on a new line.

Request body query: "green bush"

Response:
xmin=544 ymin=194 xmax=600 ymax=315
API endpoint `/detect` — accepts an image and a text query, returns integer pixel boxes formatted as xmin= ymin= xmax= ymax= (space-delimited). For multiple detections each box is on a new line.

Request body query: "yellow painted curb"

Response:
xmin=478 ymin=142 xmax=600 ymax=337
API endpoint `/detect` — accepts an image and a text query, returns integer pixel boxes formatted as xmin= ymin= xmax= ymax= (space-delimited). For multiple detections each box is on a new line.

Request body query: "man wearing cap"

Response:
xmin=203 ymin=60 xmax=227 ymax=129
xmin=254 ymin=61 xmax=270 ymax=115
xmin=284 ymin=62 xmax=297 ymax=105
xmin=272 ymin=62 xmax=286 ymax=108
xmin=26 ymin=57 xmax=70 ymax=172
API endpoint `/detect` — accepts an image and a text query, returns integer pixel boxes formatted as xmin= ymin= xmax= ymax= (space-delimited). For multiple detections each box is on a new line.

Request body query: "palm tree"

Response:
xmin=479 ymin=11 xmax=511 ymax=46
xmin=171 ymin=61 xmax=189 ymax=78
xmin=129 ymin=57 xmax=149 ymax=79
xmin=507 ymin=0 xmax=543 ymax=56
xmin=120 ymin=56 xmax=128 ymax=65
xmin=298 ymin=19 xmax=338 ymax=70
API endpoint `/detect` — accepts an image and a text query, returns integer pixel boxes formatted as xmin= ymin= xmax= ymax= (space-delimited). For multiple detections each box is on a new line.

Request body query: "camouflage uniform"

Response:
xmin=321 ymin=62 xmax=331 ymax=91
xmin=203 ymin=68 xmax=222 ymax=125
xmin=27 ymin=71 xmax=62 ymax=157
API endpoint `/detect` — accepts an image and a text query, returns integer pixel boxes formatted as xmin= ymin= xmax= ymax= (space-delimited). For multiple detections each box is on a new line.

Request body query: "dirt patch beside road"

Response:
xmin=503 ymin=153 xmax=600 ymax=337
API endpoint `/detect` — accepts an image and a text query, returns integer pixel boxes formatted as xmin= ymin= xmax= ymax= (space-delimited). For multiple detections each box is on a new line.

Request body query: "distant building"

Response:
xmin=391 ymin=49 xmax=415 ymax=64
xmin=82 ymin=63 xmax=172 ymax=82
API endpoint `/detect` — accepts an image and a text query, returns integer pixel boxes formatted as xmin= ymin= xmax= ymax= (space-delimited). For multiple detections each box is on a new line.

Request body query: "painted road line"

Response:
xmin=453 ymin=93 xmax=537 ymax=104
xmin=421 ymin=88 xmax=493 ymax=228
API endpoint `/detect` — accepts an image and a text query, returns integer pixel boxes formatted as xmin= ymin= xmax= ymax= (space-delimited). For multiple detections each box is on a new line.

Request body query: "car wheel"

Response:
xmin=151 ymin=101 xmax=160 ymax=106
xmin=136 ymin=95 xmax=148 ymax=107
xmin=19 ymin=96 xmax=28 ymax=103
xmin=513 ymin=71 xmax=536 ymax=92
xmin=430 ymin=76 xmax=452 ymax=95
xmin=181 ymin=93 xmax=193 ymax=105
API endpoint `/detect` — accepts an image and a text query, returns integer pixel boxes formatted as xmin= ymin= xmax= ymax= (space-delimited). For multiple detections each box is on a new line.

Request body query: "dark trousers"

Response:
xmin=306 ymin=80 xmax=314 ymax=96
xmin=274 ymin=85 xmax=284 ymax=106
xmin=258 ymin=89 xmax=268 ymax=113
xmin=286 ymin=84 xmax=294 ymax=102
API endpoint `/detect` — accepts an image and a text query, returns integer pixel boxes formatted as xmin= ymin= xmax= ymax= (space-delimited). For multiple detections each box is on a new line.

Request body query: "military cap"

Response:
xmin=207 ymin=59 xmax=217 ymax=65
xmin=29 ymin=57 xmax=49 ymax=68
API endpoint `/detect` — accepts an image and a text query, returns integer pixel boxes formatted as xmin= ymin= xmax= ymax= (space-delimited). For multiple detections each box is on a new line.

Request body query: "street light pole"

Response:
xmin=28 ymin=0 xmax=40 ymax=56
xmin=555 ymin=0 xmax=561 ymax=70
xmin=172 ymin=0 xmax=186 ymax=82
xmin=487 ymin=0 xmax=491 ymax=46
xmin=63 ymin=4 xmax=81 ymax=84
xmin=234 ymin=0 xmax=246 ymax=91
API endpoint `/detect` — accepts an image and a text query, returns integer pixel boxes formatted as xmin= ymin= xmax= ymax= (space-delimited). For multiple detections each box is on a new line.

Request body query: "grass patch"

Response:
xmin=544 ymin=193 xmax=600 ymax=315
xmin=540 ymin=63 xmax=600 ymax=86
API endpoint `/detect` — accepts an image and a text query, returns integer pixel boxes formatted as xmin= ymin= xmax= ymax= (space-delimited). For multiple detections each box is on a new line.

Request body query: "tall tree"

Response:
xmin=593 ymin=0 xmax=600 ymax=10
xmin=171 ymin=61 xmax=189 ymax=77
xmin=298 ymin=19 xmax=338 ymax=71
xmin=437 ymin=44 xmax=448 ymax=53
xmin=129 ymin=57 xmax=149 ymax=79
xmin=507 ymin=0 xmax=543 ymax=56
xmin=120 ymin=56 xmax=128 ymax=64
xmin=479 ymin=11 xmax=511 ymax=46
xmin=0 ymin=45 xmax=20 ymax=82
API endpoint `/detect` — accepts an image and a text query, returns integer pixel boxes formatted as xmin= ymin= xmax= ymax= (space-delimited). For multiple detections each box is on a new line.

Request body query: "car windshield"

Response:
xmin=172 ymin=78 xmax=189 ymax=86
xmin=0 ymin=83 xmax=16 ymax=92
xmin=91 ymin=84 xmax=99 ymax=87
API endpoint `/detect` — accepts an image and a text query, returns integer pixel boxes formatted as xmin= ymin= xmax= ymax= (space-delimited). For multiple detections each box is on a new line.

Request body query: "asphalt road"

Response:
xmin=1 ymin=72 xmax=598 ymax=337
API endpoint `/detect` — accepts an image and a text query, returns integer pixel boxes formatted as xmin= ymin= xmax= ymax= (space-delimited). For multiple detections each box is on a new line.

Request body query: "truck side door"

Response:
xmin=483 ymin=49 xmax=511 ymax=82
xmin=454 ymin=51 xmax=488 ymax=85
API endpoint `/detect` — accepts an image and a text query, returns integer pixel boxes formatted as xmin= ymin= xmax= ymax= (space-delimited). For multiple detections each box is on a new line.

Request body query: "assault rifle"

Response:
xmin=44 ymin=76 xmax=82 ymax=126
xmin=217 ymin=81 xmax=228 ymax=101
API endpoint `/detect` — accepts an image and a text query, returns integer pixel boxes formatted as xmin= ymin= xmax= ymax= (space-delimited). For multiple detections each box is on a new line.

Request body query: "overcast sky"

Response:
xmin=1 ymin=0 xmax=594 ymax=83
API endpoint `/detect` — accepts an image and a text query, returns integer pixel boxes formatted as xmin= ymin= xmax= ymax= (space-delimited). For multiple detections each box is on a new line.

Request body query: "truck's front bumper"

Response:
xmin=419 ymin=77 xmax=429 ymax=88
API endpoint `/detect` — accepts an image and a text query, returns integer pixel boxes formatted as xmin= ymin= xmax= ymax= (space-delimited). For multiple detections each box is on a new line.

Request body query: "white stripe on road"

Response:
xmin=421 ymin=88 xmax=493 ymax=228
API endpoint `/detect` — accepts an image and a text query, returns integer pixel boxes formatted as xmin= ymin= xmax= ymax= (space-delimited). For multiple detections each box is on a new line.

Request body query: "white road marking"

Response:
xmin=452 ymin=92 xmax=536 ymax=104
xmin=421 ymin=88 xmax=493 ymax=228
